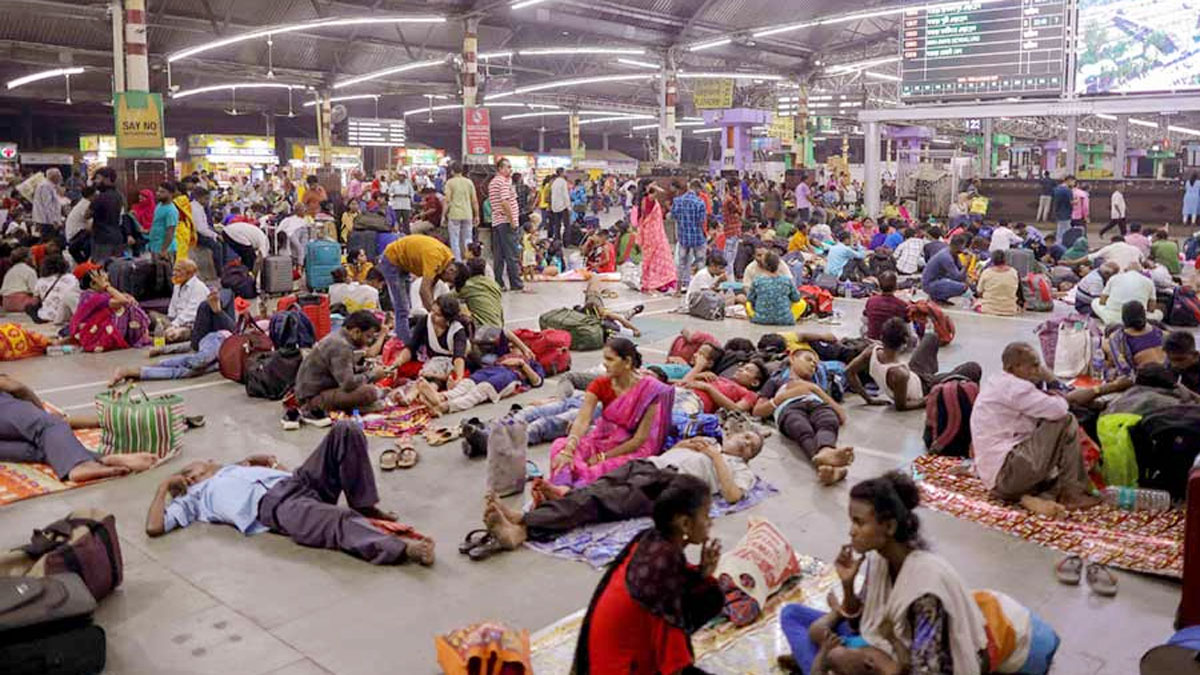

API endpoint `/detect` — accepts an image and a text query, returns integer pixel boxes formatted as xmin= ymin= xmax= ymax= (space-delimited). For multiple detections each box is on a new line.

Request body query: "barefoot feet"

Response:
xmin=356 ymin=505 xmax=399 ymax=522
xmin=1020 ymin=495 xmax=1068 ymax=519
xmin=100 ymin=452 xmax=158 ymax=473
xmin=67 ymin=461 xmax=131 ymax=483
xmin=812 ymin=445 xmax=855 ymax=468
xmin=407 ymin=539 xmax=436 ymax=566
xmin=817 ymin=465 xmax=849 ymax=486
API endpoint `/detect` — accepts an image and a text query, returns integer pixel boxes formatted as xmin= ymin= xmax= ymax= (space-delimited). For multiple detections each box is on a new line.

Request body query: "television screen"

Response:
xmin=1075 ymin=0 xmax=1200 ymax=94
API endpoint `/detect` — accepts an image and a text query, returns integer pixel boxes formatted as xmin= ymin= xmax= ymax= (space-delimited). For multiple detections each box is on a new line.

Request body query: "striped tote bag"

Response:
xmin=95 ymin=386 xmax=185 ymax=460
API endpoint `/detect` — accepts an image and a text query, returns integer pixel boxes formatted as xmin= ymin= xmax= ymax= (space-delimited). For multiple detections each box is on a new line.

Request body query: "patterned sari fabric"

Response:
xmin=635 ymin=199 xmax=677 ymax=293
xmin=68 ymin=291 xmax=151 ymax=353
xmin=0 ymin=323 xmax=50 ymax=361
xmin=549 ymin=377 xmax=675 ymax=488
xmin=914 ymin=455 xmax=1184 ymax=577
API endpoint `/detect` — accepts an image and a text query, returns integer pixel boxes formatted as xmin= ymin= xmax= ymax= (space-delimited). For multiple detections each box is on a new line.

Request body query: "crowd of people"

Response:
xmin=2 ymin=157 xmax=1198 ymax=674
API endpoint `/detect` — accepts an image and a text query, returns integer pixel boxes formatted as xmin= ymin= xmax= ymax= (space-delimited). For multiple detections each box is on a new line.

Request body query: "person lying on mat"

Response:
xmin=406 ymin=355 xmax=544 ymax=417
xmin=0 ymin=374 xmax=158 ymax=482
xmin=970 ymin=343 xmax=1102 ymax=518
xmin=568 ymin=474 xmax=724 ymax=674
xmin=292 ymin=311 xmax=389 ymax=425
xmin=680 ymin=361 xmax=767 ymax=414
xmin=145 ymin=421 xmax=434 ymax=567
xmin=477 ymin=431 xmax=763 ymax=557
xmin=846 ymin=317 xmax=982 ymax=412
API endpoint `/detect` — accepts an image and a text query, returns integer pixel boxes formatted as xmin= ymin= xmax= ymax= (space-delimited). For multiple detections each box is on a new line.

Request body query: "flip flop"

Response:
xmin=1086 ymin=562 xmax=1118 ymax=597
xmin=600 ymin=289 xmax=619 ymax=299
xmin=526 ymin=460 xmax=543 ymax=480
xmin=396 ymin=446 xmax=419 ymax=469
xmin=379 ymin=449 xmax=399 ymax=472
xmin=467 ymin=533 xmax=506 ymax=561
xmin=1055 ymin=555 xmax=1083 ymax=585
xmin=458 ymin=529 xmax=490 ymax=555
xmin=185 ymin=416 xmax=206 ymax=429
xmin=425 ymin=426 xmax=462 ymax=446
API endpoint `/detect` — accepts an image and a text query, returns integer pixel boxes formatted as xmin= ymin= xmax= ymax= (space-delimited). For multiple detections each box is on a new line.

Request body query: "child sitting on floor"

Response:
xmin=521 ymin=217 xmax=541 ymax=283
xmin=408 ymin=354 xmax=544 ymax=416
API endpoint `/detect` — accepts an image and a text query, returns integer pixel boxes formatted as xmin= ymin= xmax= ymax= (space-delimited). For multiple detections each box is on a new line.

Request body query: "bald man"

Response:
xmin=162 ymin=259 xmax=209 ymax=343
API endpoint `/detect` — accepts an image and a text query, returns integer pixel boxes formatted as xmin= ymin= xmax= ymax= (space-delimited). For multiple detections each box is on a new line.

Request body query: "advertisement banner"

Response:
xmin=114 ymin=92 xmax=165 ymax=158
xmin=693 ymin=78 xmax=734 ymax=109
xmin=657 ymin=128 xmax=682 ymax=165
xmin=569 ymin=114 xmax=584 ymax=163
xmin=465 ymin=107 xmax=492 ymax=157
xmin=769 ymin=113 xmax=794 ymax=143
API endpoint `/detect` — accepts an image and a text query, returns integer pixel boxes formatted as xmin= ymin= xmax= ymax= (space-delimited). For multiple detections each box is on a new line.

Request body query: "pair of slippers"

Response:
xmin=1055 ymin=555 xmax=1118 ymax=596
xmin=459 ymin=529 xmax=505 ymax=561
xmin=380 ymin=441 xmax=418 ymax=470
xmin=424 ymin=425 xmax=462 ymax=446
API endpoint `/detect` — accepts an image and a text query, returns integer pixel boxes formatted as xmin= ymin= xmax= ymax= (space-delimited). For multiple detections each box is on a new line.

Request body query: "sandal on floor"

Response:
xmin=1055 ymin=555 xmax=1083 ymax=585
xmin=600 ymin=289 xmax=619 ymax=299
xmin=185 ymin=415 xmax=206 ymax=429
xmin=467 ymin=533 xmax=506 ymax=561
xmin=424 ymin=426 xmax=461 ymax=446
xmin=379 ymin=449 xmax=399 ymax=472
xmin=458 ymin=529 xmax=490 ymax=555
xmin=396 ymin=445 xmax=419 ymax=469
xmin=526 ymin=460 xmax=543 ymax=480
xmin=1086 ymin=562 xmax=1118 ymax=597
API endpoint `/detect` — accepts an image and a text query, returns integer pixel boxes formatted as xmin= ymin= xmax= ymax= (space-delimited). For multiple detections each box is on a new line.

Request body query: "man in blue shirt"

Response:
xmin=825 ymin=231 xmax=868 ymax=281
xmin=1051 ymin=175 xmax=1076 ymax=242
xmin=922 ymin=233 xmax=969 ymax=304
xmin=670 ymin=180 xmax=709 ymax=291
xmin=1036 ymin=170 xmax=1056 ymax=222
xmin=145 ymin=422 xmax=434 ymax=566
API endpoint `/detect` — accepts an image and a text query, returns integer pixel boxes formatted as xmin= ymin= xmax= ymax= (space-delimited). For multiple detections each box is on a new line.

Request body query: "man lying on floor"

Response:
xmin=0 ymin=374 xmax=158 ymax=481
xmin=471 ymin=431 xmax=763 ymax=558
xmin=145 ymin=421 xmax=435 ymax=566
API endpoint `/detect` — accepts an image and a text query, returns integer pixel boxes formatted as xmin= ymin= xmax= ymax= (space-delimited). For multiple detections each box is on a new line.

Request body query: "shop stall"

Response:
xmin=185 ymin=134 xmax=278 ymax=185
xmin=0 ymin=143 xmax=18 ymax=183
xmin=79 ymin=135 xmax=178 ymax=174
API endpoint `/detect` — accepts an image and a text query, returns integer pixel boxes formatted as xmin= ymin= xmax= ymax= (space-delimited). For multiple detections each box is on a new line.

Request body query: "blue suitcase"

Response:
xmin=305 ymin=240 xmax=342 ymax=291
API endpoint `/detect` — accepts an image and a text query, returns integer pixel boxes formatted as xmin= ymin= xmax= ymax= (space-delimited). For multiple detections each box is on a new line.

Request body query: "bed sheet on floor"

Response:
xmin=914 ymin=455 xmax=1184 ymax=578
xmin=524 ymin=479 xmax=778 ymax=568
xmin=530 ymin=554 xmax=836 ymax=673
xmin=330 ymin=403 xmax=433 ymax=438
xmin=533 ymin=270 xmax=621 ymax=282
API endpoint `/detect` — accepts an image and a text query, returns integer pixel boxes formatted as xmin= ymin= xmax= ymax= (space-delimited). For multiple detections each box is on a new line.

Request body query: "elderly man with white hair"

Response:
xmin=33 ymin=167 xmax=65 ymax=241
xmin=158 ymin=259 xmax=209 ymax=343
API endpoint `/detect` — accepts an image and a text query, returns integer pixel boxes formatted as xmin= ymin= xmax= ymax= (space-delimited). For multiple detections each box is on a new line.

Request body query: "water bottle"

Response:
xmin=350 ymin=409 xmax=363 ymax=430
xmin=152 ymin=324 xmax=165 ymax=350
xmin=46 ymin=345 xmax=65 ymax=357
xmin=1102 ymin=486 xmax=1171 ymax=511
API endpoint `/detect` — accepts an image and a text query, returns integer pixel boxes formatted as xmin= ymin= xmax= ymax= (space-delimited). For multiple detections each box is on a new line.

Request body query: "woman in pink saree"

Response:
xmin=549 ymin=338 xmax=675 ymax=488
xmin=67 ymin=270 xmax=151 ymax=353
xmin=634 ymin=181 xmax=677 ymax=293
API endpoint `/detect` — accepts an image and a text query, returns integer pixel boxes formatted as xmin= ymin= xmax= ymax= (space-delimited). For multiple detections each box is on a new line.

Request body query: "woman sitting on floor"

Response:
xmin=30 ymin=253 xmax=81 ymax=325
xmin=389 ymin=294 xmax=470 ymax=384
xmin=66 ymin=270 xmax=151 ymax=353
xmin=975 ymin=248 xmax=1019 ymax=316
xmin=747 ymin=251 xmax=803 ymax=326
xmin=549 ymin=337 xmax=675 ymax=488
xmin=1103 ymin=300 xmax=1167 ymax=378
xmin=1 ymin=247 xmax=38 ymax=313
xmin=568 ymin=473 xmax=724 ymax=674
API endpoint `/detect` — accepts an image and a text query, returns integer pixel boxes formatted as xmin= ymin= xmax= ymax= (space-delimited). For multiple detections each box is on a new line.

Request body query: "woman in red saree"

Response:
xmin=549 ymin=338 xmax=674 ymax=488
xmin=635 ymin=182 xmax=677 ymax=293
xmin=571 ymin=473 xmax=724 ymax=674
xmin=67 ymin=270 xmax=151 ymax=353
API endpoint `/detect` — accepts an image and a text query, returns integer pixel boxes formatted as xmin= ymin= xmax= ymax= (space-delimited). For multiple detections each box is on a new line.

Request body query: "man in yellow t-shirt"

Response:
xmin=378 ymin=234 xmax=462 ymax=341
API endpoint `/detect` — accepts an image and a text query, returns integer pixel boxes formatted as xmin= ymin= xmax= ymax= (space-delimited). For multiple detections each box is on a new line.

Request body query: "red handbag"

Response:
xmin=218 ymin=316 xmax=272 ymax=384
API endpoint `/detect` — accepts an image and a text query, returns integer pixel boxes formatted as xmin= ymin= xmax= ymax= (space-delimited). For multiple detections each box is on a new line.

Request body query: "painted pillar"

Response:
xmin=123 ymin=0 xmax=149 ymax=91
xmin=982 ymin=118 xmax=994 ymax=178
xmin=1114 ymin=115 xmax=1128 ymax=179
xmin=319 ymin=92 xmax=332 ymax=168
xmin=461 ymin=18 xmax=479 ymax=165
xmin=864 ymin=121 xmax=881 ymax=218
xmin=602 ymin=132 xmax=609 ymax=151
xmin=1065 ymin=115 xmax=1078 ymax=175
xmin=538 ymin=127 xmax=545 ymax=153
xmin=659 ymin=55 xmax=678 ymax=165
xmin=110 ymin=1 xmax=125 ymax=94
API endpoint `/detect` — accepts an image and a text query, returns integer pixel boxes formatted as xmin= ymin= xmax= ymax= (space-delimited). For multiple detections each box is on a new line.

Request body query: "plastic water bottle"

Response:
xmin=1102 ymin=486 xmax=1171 ymax=511
xmin=152 ymin=324 xmax=165 ymax=349
xmin=350 ymin=409 xmax=363 ymax=430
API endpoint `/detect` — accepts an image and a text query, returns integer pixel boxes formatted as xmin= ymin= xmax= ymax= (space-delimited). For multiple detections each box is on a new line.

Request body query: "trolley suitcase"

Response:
xmin=304 ymin=240 xmax=342 ymax=292
xmin=1178 ymin=463 xmax=1200 ymax=628
xmin=347 ymin=230 xmax=378 ymax=259
xmin=261 ymin=256 xmax=293 ymax=294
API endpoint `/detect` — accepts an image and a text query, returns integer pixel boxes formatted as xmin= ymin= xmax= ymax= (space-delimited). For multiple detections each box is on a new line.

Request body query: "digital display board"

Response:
xmin=346 ymin=117 xmax=407 ymax=147
xmin=901 ymin=0 xmax=1067 ymax=100
xmin=1076 ymin=0 xmax=1200 ymax=94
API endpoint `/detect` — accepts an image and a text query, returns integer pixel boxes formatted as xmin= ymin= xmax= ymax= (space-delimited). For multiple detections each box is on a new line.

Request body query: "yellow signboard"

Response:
xmin=114 ymin=92 xmax=165 ymax=158
xmin=769 ymin=114 xmax=795 ymax=143
xmin=693 ymin=79 xmax=734 ymax=109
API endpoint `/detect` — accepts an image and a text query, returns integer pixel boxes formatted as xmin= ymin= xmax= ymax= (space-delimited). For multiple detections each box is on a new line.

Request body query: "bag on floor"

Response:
xmin=278 ymin=293 xmax=332 ymax=340
xmin=245 ymin=348 xmax=303 ymax=401
xmin=688 ymin=289 xmax=726 ymax=320
xmin=1177 ymin=471 xmax=1200 ymax=629
xmin=219 ymin=316 xmax=273 ymax=383
xmin=667 ymin=330 xmax=719 ymax=363
xmin=923 ymin=379 xmax=979 ymax=457
xmin=908 ymin=300 xmax=955 ymax=346
xmin=268 ymin=307 xmax=316 ymax=350
xmin=973 ymin=590 xmax=1060 ymax=675
xmin=538 ymin=308 xmax=604 ymax=351
xmin=1051 ymin=321 xmax=1092 ymax=379
xmin=618 ymin=261 xmax=642 ymax=290
xmin=486 ymin=418 xmax=527 ymax=498
xmin=434 ymin=621 xmax=531 ymax=675
xmin=512 ymin=328 xmax=572 ymax=376
xmin=1006 ymin=247 xmax=1036 ymax=279
xmin=260 ymin=255 xmax=293 ymax=295
xmin=0 ymin=509 xmax=123 ymax=602
xmin=813 ymin=272 xmax=840 ymax=294
xmin=0 ymin=576 xmax=106 ymax=675
xmin=665 ymin=412 xmax=724 ymax=449
xmin=1167 ymin=287 xmax=1200 ymax=327
xmin=94 ymin=387 xmax=184 ymax=460
xmin=1021 ymin=273 xmax=1054 ymax=312
xmin=715 ymin=517 xmax=802 ymax=627
xmin=352 ymin=212 xmax=390 ymax=232
xmin=796 ymin=285 xmax=834 ymax=317
xmin=1128 ymin=406 xmax=1200 ymax=501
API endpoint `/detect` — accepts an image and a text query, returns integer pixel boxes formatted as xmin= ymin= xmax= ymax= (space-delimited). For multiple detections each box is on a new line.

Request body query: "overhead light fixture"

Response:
xmin=679 ymin=71 xmax=784 ymax=80
xmin=826 ymin=56 xmax=901 ymax=75
xmin=333 ymin=58 xmax=446 ymax=89
xmin=7 ymin=67 xmax=85 ymax=90
xmin=400 ymin=102 xmax=561 ymax=117
xmin=519 ymin=47 xmax=645 ymax=56
xmin=631 ymin=123 xmax=657 ymax=131
xmin=171 ymin=82 xmax=309 ymax=99
xmin=501 ymin=111 xmax=573 ymax=120
xmin=479 ymin=51 xmax=514 ymax=60
xmin=630 ymin=121 xmax=704 ymax=130
xmin=168 ymin=16 xmax=445 ymax=62
xmin=301 ymin=93 xmax=379 ymax=108
xmin=486 ymin=73 xmax=654 ymax=100
xmin=931 ymin=138 xmax=954 ymax=144
xmin=689 ymin=37 xmax=732 ymax=52
xmin=1095 ymin=113 xmax=1118 ymax=121
xmin=692 ymin=128 xmax=722 ymax=134
xmin=864 ymin=71 xmax=901 ymax=82
xmin=616 ymin=58 xmax=660 ymax=69
xmin=753 ymin=0 xmax=1003 ymax=39
xmin=1170 ymin=125 xmax=1200 ymax=136
xmin=579 ymin=114 xmax=656 ymax=125
xmin=511 ymin=0 xmax=552 ymax=9
xmin=681 ymin=116 xmax=703 ymax=122
xmin=1129 ymin=118 xmax=1160 ymax=129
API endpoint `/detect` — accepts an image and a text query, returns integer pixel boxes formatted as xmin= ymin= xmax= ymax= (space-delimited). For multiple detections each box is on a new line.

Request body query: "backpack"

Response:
xmin=218 ymin=317 xmax=273 ymax=384
xmin=1021 ymin=273 xmax=1054 ymax=312
xmin=220 ymin=262 xmax=258 ymax=300
xmin=908 ymin=300 xmax=955 ymax=345
xmin=1167 ymin=286 xmax=1200 ymax=327
xmin=538 ymin=308 xmax=604 ymax=351
xmin=244 ymin=348 xmax=303 ymax=400
xmin=688 ymin=289 xmax=726 ymax=321
xmin=867 ymin=250 xmax=897 ymax=277
xmin=796 ymin=285 xmax=834 ymax=317
xmin=512 ymin=328 xmax=572 ymax=376
xmin=1185 ymin=235 xmax=1200 ymax=261
xmin=842 ymin=281 xmax=872 ymax=298
xmin=665 ymin=411 xmax=724 ymax=449
xmin=3 ymin=509 xmax=123 ymax=602
xmin=668 ymin=330 xmax=719 ymax=362
xmin=268 ymin=308 xmax=316 ymax=350
xmin=353 ymin=211 xmax=390 ymax=232
xmin=1129 ymin=405 xmax=1200 ymax=501
xmin=922 ymin=379 xmax=979 ymax=457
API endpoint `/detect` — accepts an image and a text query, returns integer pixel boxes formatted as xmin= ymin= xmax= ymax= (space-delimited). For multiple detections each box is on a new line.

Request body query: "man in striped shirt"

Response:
xmin=489 ymin=158 xmax=525 ymax=292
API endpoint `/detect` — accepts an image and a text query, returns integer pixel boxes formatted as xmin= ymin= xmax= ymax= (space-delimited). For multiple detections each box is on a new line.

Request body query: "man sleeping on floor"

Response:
xmin=144 ymin=421 xmax=435 ymax=566
xmin=468 ymin=430 xmax=763 ymax=559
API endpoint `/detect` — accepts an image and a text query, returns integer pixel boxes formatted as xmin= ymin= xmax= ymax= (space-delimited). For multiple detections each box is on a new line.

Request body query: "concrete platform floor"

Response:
xmin=0 ymin=263 xmax=1184 ymax=674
